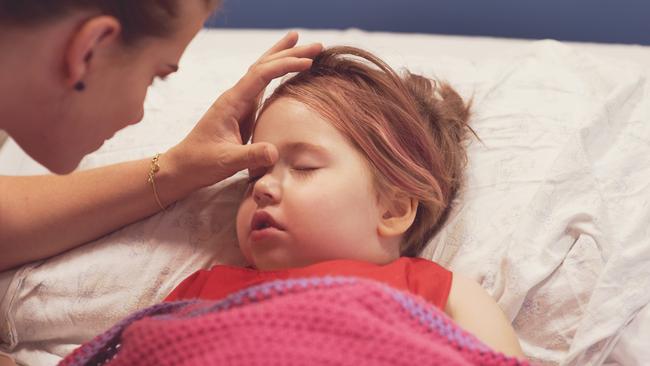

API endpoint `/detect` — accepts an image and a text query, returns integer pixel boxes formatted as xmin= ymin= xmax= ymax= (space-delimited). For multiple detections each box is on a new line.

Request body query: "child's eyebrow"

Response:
xmin=281 ymin=142 xmax=329 ymax=156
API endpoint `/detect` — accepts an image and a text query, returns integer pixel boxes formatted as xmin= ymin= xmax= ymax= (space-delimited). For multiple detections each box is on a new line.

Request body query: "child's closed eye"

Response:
xmin=246 ymin=167 xmax=319 ymax=187
xmin=292 ymin=167 xmax=319 ymax=178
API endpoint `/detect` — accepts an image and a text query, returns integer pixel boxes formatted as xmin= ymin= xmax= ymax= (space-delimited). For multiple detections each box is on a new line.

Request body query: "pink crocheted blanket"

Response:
xmin=60 ymin=276 xmax=530 ymax=366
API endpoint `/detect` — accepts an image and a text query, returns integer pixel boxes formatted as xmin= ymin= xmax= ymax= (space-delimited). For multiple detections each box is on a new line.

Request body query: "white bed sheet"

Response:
xmin=1 ymin=29 xmax=649 ymax=366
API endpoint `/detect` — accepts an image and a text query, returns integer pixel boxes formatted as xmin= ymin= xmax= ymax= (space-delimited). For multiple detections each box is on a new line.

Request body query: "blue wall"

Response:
xmin=207 ymin=0 xmax=650 ymax=45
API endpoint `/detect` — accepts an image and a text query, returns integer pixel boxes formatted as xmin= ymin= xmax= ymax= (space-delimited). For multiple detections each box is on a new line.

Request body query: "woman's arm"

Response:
xmin=0 ymin=32 xmax=322 ymax=272
xmin=0 ymin=154 xmax=193 ymax=271
xmin=445 ymin=273 xmax=526 ymax=359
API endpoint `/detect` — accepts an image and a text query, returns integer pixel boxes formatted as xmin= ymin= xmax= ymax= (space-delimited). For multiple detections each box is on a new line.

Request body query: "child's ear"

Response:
xmin=377 ymin=193 xmax=418 ymax=238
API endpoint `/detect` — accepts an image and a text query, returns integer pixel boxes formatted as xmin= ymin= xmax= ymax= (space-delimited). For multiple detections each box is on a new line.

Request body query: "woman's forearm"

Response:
xmin=0 ymin=153 xmax=197 ymax=271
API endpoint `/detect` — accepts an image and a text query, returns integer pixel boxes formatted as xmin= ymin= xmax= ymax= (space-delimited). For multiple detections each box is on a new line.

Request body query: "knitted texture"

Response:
xmin=59 ymin=276 xmax=530 ymax=366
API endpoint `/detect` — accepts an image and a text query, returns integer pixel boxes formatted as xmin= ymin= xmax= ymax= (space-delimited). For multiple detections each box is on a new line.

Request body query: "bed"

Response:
xmin=1 ymin=22 xmax=650 ymax=366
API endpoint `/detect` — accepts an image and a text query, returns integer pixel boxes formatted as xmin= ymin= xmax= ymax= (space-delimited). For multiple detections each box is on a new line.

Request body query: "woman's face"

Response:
xmin=236 ymin=98 xmax=401 ymax=271
xmin=47 ymin=0 xmax=212 ymax=172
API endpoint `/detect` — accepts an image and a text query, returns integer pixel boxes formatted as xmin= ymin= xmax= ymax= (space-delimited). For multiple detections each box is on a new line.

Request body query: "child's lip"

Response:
xmin=250 ymin=226 xmax=285 ymax=242
xmin=251 ymin=210 xmax=285 ymax=231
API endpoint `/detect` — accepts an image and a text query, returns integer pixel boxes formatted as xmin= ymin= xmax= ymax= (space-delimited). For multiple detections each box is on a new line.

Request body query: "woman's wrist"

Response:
xmin=151 ymin=147 xmax=204 ymax=209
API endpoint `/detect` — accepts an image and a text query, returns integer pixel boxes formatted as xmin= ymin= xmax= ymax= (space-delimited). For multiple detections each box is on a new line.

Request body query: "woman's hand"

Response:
xmin=166 ymin=32 xmax=322 ymax=189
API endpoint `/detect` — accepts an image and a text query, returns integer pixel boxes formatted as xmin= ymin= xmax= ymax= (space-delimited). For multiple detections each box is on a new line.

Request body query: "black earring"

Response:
xmin=74 ymin=81 xmax=86 ymax=91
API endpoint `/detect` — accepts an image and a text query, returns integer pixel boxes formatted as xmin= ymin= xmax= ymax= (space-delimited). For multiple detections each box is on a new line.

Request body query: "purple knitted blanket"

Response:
xmin=59 ymin=276 xmax=530 ymax=366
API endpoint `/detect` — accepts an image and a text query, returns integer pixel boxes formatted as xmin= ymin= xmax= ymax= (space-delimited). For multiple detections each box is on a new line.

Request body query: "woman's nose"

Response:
xmin=252 ymin=176 xmax=281 ymax=207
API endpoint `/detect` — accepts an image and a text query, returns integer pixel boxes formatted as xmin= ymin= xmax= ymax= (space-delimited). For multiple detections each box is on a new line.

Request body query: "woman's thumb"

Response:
xmin=227 ymin=142 xmax=278 ymax=171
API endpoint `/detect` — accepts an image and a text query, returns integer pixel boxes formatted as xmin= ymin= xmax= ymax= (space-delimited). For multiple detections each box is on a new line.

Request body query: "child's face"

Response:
xmin=236 ymin=98 xmax=400 ymax=270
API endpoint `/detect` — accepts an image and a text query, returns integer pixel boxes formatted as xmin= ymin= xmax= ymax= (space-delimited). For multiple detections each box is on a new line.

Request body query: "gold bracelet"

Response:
xmin=147 ymin=153 xmax=166 ymax=211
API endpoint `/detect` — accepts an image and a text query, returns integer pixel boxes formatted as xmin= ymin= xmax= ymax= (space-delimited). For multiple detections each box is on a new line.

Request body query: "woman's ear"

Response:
xmin=377 ymin=193 xmax=418 ymax=238
xmin=65 ymin=16 xmax=121 ymax=87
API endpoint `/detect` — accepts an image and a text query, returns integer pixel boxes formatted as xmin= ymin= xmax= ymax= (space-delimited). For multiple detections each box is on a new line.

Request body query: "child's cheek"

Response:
xmin=291 ymin=182 xmax=363 ymax=241
xmin=235 ymin=198 xmax=255 ymax=250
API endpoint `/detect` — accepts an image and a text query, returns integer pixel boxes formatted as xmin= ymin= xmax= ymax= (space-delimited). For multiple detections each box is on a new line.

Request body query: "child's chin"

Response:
xmin=252 ymin=254 xmax=302 ymax=272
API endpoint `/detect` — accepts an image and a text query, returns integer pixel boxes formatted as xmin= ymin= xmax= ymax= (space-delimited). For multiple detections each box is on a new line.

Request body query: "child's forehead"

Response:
xmin=251 ymin=96 xmax=368 ymax=165
xmin=252 ymin=138 xmax=331 ymax=158
xmin=252 ymin=128 xmax=347 ymax=160
xmin=252 ymin=99 xmax=341 ymax=148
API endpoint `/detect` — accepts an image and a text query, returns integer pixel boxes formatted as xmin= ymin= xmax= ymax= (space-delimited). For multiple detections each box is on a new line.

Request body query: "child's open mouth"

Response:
xmin=250 ymin=210 xmax=286 ymax=241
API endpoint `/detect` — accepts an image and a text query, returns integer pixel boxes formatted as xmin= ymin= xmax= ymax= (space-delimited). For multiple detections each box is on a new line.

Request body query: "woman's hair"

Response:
xmin=0 ymin=0 xmax=219 ymax=44
xmin=260 ymin=46 xmax=476 ymax=257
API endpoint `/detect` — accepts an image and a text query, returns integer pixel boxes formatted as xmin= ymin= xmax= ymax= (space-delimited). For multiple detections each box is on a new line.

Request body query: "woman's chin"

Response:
xmin=41 ymin=149 xmax=84 ymax=175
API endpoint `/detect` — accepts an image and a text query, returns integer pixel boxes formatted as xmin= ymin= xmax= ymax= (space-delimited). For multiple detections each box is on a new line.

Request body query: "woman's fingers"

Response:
xmin=221 ymin=142 xmax=279 ymax=172
xmin=230 ymin=57 xmax=314 ymax=112
xmin=257 ymin=31 xmax=300 ymax=61
xmin=230 ymin=56 xmax=315 ymax=142
xmin=219 ymin=34 xmax=322 ymax=121
xmin=261 ymin=43 xmax=323 ymax=64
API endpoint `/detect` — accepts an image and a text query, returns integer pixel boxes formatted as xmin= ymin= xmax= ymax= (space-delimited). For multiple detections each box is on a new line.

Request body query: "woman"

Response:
xmin=0 ymin=0 xmax=322 ymax=272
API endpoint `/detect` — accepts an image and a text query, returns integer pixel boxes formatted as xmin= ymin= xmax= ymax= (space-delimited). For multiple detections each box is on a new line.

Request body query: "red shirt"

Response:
xmin=165 ymin=257 xmax=453 ymax=309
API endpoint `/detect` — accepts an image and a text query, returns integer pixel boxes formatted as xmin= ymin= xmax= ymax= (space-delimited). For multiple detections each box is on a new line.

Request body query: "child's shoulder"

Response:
xmin=445 ymin=273 xmax=525 ymax=358
xmin=445 ymin=272 xmax=486 ymax=313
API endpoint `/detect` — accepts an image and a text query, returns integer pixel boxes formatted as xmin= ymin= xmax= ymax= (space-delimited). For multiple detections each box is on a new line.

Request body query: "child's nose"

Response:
xmin=252 ymin=177 xmax=281 ymax=206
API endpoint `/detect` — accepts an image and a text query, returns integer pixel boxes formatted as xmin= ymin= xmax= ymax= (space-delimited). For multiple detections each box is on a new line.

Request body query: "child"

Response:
xmin=165 ymin=46 xmax=525 ymax=358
